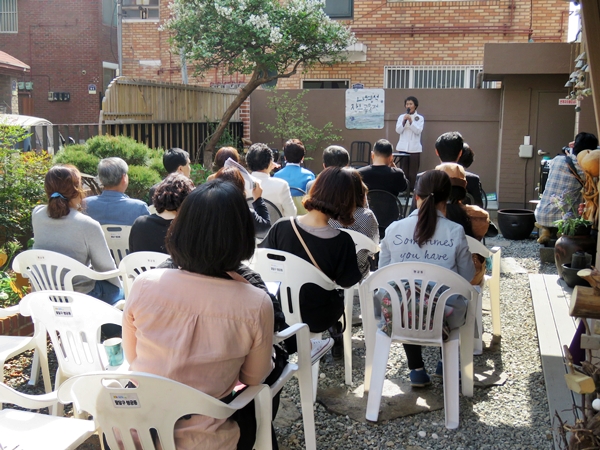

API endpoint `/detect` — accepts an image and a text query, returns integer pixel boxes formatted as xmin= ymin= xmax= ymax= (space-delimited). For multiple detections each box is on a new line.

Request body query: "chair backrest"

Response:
xmin=289 ymin=187 xmax=307 ymax=197
xmin=102 ymin=225 xmax=132 ymax=266
xmin=19 ymin=291 xmax=123 ymax=378
xmin=246 ymin=198 xmax=282 ymax=239
xmin=118 ymin=251 xmax=170 ymax=298
xmin=12 ymin=249 xmax=116 ymax=292
xmin=366 ymin=190 xmax=403 ymax=239
xmin=251 ymin=248 xmax=337 ymax=326
xmin=349 ymin=141 xmax=372 ymax=168
xmin=465 ymin=236 xmax=491 ymax=259
xmin=58 ymin=372 xmax=272 ymax=450
xmin=340 ymin=229 xmax=379 ymax=254
xmin=360 ymin=262 xmax=478 ymax=345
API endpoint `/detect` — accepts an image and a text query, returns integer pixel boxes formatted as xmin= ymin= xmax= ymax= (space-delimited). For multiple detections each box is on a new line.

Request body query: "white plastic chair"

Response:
xmin=118 ymin=251 xmax=170 ymax=298
xmin=19 ymin=290 xmax=125 ymax=415
xmin=0 ymin=305 xmax=51 ymax=396
xmin=102 ymin=224 xmax=132 ymax=266
xmin=12 ymin=249 xmax=122 ymax=293
xmin=271 ymin=323 xmax=316 ymax=450
xmin=250 ymin=248 xmax=339 ymax=395
xmin=0 ymin=382 xmax=97 ymax=450
xmin=360 ymin=262 xmax=479 ymax=429
xmin=58 ymin=371 xmax=272 ymax=450
xmin=340 ymin=229 xmax=380 ymax=385
xmin=466 ymin=236 xmax=501 ymax=354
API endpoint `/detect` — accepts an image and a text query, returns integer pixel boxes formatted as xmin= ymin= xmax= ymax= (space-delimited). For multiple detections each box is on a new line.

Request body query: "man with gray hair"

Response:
xmin=84 ymin=157 xmax=150 ymax=225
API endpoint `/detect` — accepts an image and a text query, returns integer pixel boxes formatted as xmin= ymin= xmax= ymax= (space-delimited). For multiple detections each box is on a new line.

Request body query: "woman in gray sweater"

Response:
xmin=32 ymin=165 xmax=123 ymax=305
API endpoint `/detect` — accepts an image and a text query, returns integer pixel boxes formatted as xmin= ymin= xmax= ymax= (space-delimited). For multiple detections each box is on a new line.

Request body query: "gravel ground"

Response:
xmin=3 ymin=234 xmax=560 ymax=450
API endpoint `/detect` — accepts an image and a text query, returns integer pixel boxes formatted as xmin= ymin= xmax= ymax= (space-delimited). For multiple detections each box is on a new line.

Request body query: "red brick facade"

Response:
xmin=0 ymin=312 xmax=33 ymax=337
xmin=0 ymin=0 xmax=118 ymax=124
xmin=122 ymin=0 xmax=568 ymax=88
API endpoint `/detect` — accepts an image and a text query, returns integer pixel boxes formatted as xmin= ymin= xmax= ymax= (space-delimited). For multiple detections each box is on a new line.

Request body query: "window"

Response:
xmin=385 ymin=66 xmax=501 ymax=89
xmin=303 ymin=79 xmax=349 ymax=89
xmin=0 ymin=0 xmax=17 ymax=33
xmin=103 ymin=0 xmax=117 ymax=26
xmin=103 ymin=62 xmax=119 ymax=94
xmin=123 ymin=0 xmax=159 ymax=20
xmin=324 ymin=0 xmax=353 ymax=19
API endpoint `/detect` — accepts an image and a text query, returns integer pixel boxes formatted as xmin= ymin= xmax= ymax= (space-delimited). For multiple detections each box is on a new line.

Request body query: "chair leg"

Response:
xmin=459 ymin=312 xmax=475 ymax=398
xmin=441 ymin=339 xmax=460 ymax=429
xmin=365 ymin=332 xmax=391 ymax=422
xmin=311 ymin=361 xmax=319 ymax=403
xmin=474 ymin=292 xmax=483 ymax=356
xmin=28 ymin=351 xmax=40 ymax=386
xmin=360 ymin=286 xmax=375 ymax=393
xmin=490 ymin=250 xmax=502 ymax=337
xmin=343 ymin=286 xmax=354 ymax=385
xmin=253 ymin=386 xmax=273 ymax=450
xmin=297 ymin=368 xmax=317 ymax=450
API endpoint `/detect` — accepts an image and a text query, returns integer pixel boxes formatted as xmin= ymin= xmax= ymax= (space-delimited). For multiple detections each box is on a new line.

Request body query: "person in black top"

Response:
xmin=147 ymin=148 xmax=191 ymax=204
xmin=213 ymin=167 xmax=271 ymax=236
xmin=260 ymin=167 xmax=362 ymax=357
xmin=130 ymin=173 xmax=194 ymax=253
xmin=358 ymin=139 xmax=408 ymax=197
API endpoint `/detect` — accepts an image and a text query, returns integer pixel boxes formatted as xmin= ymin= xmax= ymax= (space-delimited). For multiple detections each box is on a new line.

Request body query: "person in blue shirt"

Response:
xmin=273 ymin=139 xmax=315 ymax=195
xmin=84 ymin=157 xmax=150 ymax=226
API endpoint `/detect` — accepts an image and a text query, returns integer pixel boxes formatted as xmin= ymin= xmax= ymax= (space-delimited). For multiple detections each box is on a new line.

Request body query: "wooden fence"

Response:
xmin=38 ymin=122 xmax=243 ymax=165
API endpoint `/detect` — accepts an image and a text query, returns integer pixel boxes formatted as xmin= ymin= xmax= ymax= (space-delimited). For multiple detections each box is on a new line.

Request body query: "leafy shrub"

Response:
xmin=148 ymin=156 xmax=167 ymax=178
xmin=0 ymin=124 xmax=53 ymax=243
xmin=190 ymin=163 xmax=211 ymax=186
xmin=86 ymin=135 xmax=149 ymax=166
xmin=54 ymin=145 xmax=100 ymax=175
xmin=127 ymin=165 xmax=162 ymax=204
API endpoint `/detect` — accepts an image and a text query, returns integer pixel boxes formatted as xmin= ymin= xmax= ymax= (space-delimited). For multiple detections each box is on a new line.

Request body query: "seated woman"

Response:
xmin=213 ymin=167 xmax=271 ymax=237
xmin=260 ymin=166 xmax=362 ymax=357
xmin=207 ymin=146 xmax=240 ymax=181
xmin=129 ymin=173 xmax=195 ymax=253
xmin=32 ymin=165 xmax=123 ymax=305
xmin=123 ymin=180 xmax=274 ymax=450
xmin=435 ymin=163 xmax=490 ymax=285
xmin=329 ymin=168 xmax=379 ymax=280
xmin=378 ymin=170 xmax=475 ymax=387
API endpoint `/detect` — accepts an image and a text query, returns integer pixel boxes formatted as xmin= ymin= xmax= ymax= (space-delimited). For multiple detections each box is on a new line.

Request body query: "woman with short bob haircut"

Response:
xmin=123 ymin=179 xmax=274 ymax=449
xmin=261 ymin=166 xmax=362 ymax=355
xmin=129 ymin=173 xmax=195 ymax=253
xmin=208 ymin=146 xmax=241 ymax=179
xmin=31 ymin=164 xmax=122 ymax=305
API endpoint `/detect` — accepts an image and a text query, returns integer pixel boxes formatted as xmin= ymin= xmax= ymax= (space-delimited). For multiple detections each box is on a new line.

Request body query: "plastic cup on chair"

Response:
xmin=103 ymin=338 xmax=124 ymax=366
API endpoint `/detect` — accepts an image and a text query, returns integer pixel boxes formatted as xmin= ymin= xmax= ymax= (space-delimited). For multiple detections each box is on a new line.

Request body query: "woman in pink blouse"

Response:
xmin=123 ymin=179 xmax=274 ymax=450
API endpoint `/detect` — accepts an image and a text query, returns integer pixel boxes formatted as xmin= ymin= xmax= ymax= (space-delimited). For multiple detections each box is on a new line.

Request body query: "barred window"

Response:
xmin=385 ymin=66 xmax=500 ymax=89
xmin=123 ymin=0 xmax=159 ymax=20
xmin=0 ymin=0 xmax=17 ymax=33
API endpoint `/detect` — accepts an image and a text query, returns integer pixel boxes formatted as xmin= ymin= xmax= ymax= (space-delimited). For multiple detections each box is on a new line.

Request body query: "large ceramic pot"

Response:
xmin=497 ymin=209 xmax=536 ymax=240
xmin=555 ymin=234 xmax=597 ymax=278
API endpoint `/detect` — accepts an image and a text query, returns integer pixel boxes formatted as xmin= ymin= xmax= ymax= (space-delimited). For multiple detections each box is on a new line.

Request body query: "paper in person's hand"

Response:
xmin=224 ymin=157 xmax=256 ymax=192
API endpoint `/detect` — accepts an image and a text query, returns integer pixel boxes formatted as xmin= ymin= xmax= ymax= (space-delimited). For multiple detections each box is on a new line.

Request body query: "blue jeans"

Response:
xmin=86 ymin=280 xmax=124 ymax=306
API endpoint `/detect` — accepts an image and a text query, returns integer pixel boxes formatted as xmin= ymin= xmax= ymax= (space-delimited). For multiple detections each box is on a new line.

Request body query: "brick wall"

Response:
xmin=0 ymin=0 xmax=118 ymax=124
xmin=0 ymin=313 xmax=33 ymax=337
xmin=122 ymin=0 xmax=568 ymax=89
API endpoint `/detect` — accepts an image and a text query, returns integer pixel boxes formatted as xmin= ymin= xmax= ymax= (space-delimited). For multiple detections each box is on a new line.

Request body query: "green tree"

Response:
xmin=261 ymin=89 xmax=341 ymax=158
xmin=165 ymin=0 xmax=354 ymax=157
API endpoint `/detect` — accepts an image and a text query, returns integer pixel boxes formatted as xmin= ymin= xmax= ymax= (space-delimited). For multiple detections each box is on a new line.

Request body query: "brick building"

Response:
xmin=0 ymin=0 xmax=118 ymax=124
xmin=0 ymin=51 xmax=29 ymax=114
xmin=121 ymin=0 xmax=568 ymax=89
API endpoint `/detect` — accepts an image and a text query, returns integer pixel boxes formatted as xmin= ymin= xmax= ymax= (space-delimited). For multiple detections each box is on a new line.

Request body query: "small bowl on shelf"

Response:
xmin=561 ymin=263 xmax=591 ymax=288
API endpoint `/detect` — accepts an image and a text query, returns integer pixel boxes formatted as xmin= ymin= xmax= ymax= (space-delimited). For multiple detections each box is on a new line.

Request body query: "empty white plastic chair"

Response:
xmin=340 ymin=229 xmax=380 ymax=385
xmin=0 ymin=305 xmax=51 ymax=395
xmin=466 ymin=236 xmax=501 ymax=354
xmin=58 ymin=371 xmax=272 ymax=450
xmin=360 ymin=262 xmax=478 ymax=429
xmin=13 ymin=249 xmax=121 ymax=293
xmin=0 ymin=382 xmax=96 ymax=450
xmin=102 ymin=224 xmax=132 ymax=266
xmin=118 ymin=251 xmax=170 ymax=298
xmin=19 ymin=290 xmax=125 ymax=415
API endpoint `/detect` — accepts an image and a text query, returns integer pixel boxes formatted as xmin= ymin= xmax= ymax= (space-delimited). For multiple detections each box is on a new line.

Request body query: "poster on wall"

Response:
xmin=345 ymin=88 xmax=385 ymax=129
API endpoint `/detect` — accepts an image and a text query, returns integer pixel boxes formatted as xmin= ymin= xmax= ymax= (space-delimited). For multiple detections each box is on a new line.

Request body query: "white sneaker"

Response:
xmin=310 ymin=338 xmax=334 ymax=365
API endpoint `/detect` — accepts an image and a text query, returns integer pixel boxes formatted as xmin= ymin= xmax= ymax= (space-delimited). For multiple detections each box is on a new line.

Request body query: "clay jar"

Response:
xmin=555 ymin=234 xmax=597 ymax=278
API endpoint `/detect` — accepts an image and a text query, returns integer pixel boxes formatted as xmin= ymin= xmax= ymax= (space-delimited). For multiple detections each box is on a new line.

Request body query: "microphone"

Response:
xmin=406 ymin=108 xmax=411 ymax=115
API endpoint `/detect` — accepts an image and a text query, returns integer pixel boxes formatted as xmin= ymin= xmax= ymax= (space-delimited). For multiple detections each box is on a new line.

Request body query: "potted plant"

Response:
xmin=553 ymin=192 xmax=596 ymax=278
xmin=0 ymin=241 xmax=26 ymax=309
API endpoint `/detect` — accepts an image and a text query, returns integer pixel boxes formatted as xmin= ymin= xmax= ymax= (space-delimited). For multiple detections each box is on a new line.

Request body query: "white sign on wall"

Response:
xmin=345 ymin=89 xmax=385 ymax=129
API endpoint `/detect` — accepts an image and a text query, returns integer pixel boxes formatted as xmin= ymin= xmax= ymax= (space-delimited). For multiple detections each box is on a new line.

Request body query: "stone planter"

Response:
xmin=0 ymin=306 xmax=33 ymax=337
xmin=555 ymin=234 xmax=597 ymax=278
